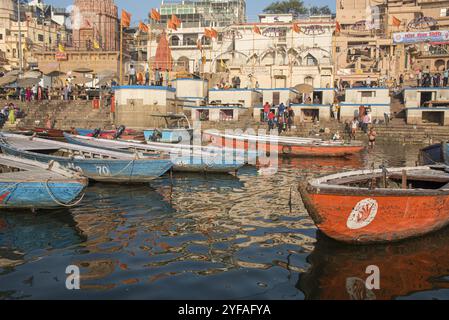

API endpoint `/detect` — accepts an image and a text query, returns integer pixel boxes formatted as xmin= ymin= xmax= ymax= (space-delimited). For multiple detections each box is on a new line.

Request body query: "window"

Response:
xmin=361 ymin=91 xmax=375 ymax=98
xmin=336 ymin=46 xmax=340 ymax=53
xmin=0 ymin=34 xmax=2 ymax=40
xmin=38 ymin=34 xmax=44 ymax=42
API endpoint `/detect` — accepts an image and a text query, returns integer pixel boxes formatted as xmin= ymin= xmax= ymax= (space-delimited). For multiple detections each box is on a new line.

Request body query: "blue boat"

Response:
xmin=143 ymin=114 xmax=193 ymax=144
xmin=0 ymin=134 xmax=173 ymax=183
xmin=0 ymin=155 xmax=88 ymax=209
xmin=63 ymin=133 xmax=246 ymax=174
xmin=420 ymin=142 xmax=449 ymax=165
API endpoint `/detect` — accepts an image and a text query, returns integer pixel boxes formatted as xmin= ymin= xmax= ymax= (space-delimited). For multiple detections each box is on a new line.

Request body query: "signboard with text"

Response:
xmin=393 ymin=30 xmax=449 ymax=44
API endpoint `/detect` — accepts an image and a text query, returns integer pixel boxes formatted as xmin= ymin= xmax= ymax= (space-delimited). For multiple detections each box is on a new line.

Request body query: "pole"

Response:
xmin=17 ymin=0 xmax=23 ymax=74
xmin=119 ymin=23 xmax=123 ymax=85
xmin=149 ymin=29 xmax=152 ymax=84
xmin=290 ymin=27 xmax=294 ymax=88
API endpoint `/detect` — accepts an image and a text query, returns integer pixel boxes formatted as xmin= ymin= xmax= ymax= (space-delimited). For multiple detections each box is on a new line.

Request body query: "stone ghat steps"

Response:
xmin=5 ymin=100 xmax=114 ymax=130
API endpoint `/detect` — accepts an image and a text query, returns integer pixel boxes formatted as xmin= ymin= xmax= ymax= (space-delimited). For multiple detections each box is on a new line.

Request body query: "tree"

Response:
xmin=309 ymin=5 xmax=332 ymax=16
xmin=263 ymin=0 xmax=333 ymax=16
xmin=263 ymin=0 xmax=308 ymax=16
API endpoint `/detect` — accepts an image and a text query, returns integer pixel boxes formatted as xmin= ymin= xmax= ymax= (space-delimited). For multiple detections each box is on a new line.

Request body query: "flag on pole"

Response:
xmin=204 ymin=28 xmax=213 ymax=38
xmin=392 ymin=16 xmax=401 ymax=27
xmin=139 ymin=21 xmax=149 ymax=33
xmin=336 ymin=21 xmax=341 ymax=33
xmin=210 ymin=28 xmax=218 ymax=39
xmin=253 ymin=25 xmax=261 ymax=35
xmin=151 ymin=9 xmax=161 ymax=22
xmin=292 ymin=23 xmax=301 ymax=34
xmin=171 ymin=15 xmax=182 ymax=28
xmin=168 ymin=16 xmax=178 ymax=30
xmin=121 ymin=9 xmax=131 ymax=27
xmin=58 ymin=43 xmax=65 ymax=53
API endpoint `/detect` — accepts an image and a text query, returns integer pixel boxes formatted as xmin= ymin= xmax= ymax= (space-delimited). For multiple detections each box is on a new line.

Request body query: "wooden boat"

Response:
xmin=203 ymin=131 xmax=365 ymax=157
xmin=76 ymin=127 xmax=145 ymax=142
xmin=419 ymin=141 xmax=449 ymax=165
xmin=143 ymin=114 xmax=193 ymax=144
xmin=13 ymin=127 xmax=74 ymax=139
xmin=63 ymin=133 xmax=246 ymax=174
xmin=299 ymin=166 xmax=449 ymax=244
xmin=0 ymin=155 xmax=88 ymax=209
xmin=0 ymin=133 xmax=173 ymax=183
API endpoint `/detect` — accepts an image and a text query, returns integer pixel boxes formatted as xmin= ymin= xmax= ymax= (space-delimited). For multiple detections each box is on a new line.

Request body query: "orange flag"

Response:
xmin=121 ymin=9 xmax=131 ymax=28
xmin=171 ymin=14 xmax=182 ymax=28
xmin=253 ymin=25 xmax=261 ymax=35
xmin=292 ymin=23 xmax=301 ymax=34
xmin=336 ymin=21 xmax=341 ymax=33
xmin=151 ymin=9 xmax=161 ymax=22
xmin=167 ymin=19 xmax=178 ymax=31
xmin=204 ymin=28 xmax=213 ymax=38
xmin=210 ymin=28 xmax=218 ymax=39
xmin=392 ymin=16 xmax=401 ymax=27
xmin=139 ymin=21 xmax=149 ymax=33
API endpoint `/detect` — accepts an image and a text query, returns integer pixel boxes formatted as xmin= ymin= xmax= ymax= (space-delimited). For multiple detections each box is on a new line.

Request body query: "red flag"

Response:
xmin=121 ymin=9 xmax=131 ymax=28
xmin=253 ymin=25 xmax=261 ymax=35
xmin=292 ymin=23 xmax=301 ymax=34
xmin=151 ymin=9 xmax=161 ymax=22
xmin=392 ymin=16 xmax=401 ymax=27
xmin=139 ymin=21 xmax=149 ymax=33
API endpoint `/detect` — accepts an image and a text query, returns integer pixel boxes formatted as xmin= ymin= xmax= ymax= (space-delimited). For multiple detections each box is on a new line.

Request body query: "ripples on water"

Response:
xmin=1 ymin=143 xmax=449 ymax=300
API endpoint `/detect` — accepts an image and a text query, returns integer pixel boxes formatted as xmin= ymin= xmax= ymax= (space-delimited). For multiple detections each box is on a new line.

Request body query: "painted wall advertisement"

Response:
xmin=393 ymin=30 xmax=449 ymax=44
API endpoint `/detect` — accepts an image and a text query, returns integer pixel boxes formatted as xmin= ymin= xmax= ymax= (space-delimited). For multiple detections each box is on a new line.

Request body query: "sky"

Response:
xmin=45 ymin=0 xmax=335 ymax=24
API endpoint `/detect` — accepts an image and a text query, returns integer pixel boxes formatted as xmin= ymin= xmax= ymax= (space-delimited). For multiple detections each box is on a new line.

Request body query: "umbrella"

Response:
xmin=0 ymin=75 xmax=18 ymax=87
xmin=17 ymin=77 xmax=41 ymax=87
xmin=4 ymin=70 xmax=21 ymax=77
xmin=97 ymin=76 xmax=113 ymax=86
xmin=71 ymin=77 xmax=91 ymax=85
xmin=23 ymin=70 xmax=42 ymax=78
xmin=294 ymin=84 xmax=314 ymax=94
xmin=45 ymin=70 xmax=65 ymax=77
xmin=73 ymin=67 xmax=94 ymax=74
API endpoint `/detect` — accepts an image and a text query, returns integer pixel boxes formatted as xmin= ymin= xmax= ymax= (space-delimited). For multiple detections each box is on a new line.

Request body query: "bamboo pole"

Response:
xmin=119 ymin=23 xmax=123 ymax=85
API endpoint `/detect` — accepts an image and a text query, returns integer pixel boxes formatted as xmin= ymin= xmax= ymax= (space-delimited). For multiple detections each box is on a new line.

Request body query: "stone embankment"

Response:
xmin=0 ymin=100 xmax=114 ymax=130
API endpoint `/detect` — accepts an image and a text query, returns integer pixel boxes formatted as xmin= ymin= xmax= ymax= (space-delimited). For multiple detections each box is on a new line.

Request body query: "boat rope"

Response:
xmin=110 ymin=159 xmax=136 ymax=178
xmin=45 ymin=179 xmax=86 ymax=208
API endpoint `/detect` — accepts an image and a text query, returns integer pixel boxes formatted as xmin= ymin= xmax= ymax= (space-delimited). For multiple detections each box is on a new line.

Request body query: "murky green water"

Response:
xmin=1 ymin=143 xmax=448 ymax=300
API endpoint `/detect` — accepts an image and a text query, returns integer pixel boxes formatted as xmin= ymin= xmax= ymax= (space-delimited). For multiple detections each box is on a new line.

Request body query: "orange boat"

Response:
xmin=299 ymin=166 xmax=449 ymax=244
xmin=298 ymin=230 xmax=449 ymax=300
xmin=203 ymin=132 xmax=364 ymax=157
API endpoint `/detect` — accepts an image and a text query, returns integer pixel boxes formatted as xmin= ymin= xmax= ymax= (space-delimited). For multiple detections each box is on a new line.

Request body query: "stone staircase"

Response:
xmin=1 ymin=100 xmax=114 ymax=130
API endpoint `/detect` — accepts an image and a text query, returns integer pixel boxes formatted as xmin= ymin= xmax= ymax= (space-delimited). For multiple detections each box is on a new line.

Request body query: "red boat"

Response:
xmin=299 ymin=166 xmax=449 ymax=244
xmin=203 ymin=132 xmax=364 ymax=157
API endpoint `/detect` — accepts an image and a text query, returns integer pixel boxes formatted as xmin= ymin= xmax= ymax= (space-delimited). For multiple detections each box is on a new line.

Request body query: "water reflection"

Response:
xmin=1 ymin=143 xmax=443 ymax=300
xmin=298 ymin=230 xmax=449 ymax=300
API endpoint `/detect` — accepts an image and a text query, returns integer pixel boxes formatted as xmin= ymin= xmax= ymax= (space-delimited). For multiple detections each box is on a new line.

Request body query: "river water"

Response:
xmin=1 ymin=142 xmax=448 ymax=300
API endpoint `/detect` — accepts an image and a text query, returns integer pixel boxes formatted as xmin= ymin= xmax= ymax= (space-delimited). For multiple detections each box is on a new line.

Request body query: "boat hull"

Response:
xmin=64 ymin=133 xmax=243 ymax=174
xmin=205 ymin=133 xmax=364 ymax=157
xmin=299 ymin=184 xmax=449 ymax=244
xmin=0 ymin=180 xmax=86 ymax=209
xmin=144 ymin=129 xmax=193 ymax=144
xmin=1 ymin=144 xmax=172 ymax=183
xmin=419 ymin=142 xmax=449 ymax=165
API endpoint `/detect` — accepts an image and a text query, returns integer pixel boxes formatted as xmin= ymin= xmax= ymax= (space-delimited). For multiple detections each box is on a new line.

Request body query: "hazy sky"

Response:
xmin=45 ymin=0 xmax=335 ymax=24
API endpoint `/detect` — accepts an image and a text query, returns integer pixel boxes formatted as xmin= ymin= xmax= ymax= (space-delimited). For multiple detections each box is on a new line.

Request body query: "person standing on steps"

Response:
xmin=368 ymin=127 xmax=377 ymax=149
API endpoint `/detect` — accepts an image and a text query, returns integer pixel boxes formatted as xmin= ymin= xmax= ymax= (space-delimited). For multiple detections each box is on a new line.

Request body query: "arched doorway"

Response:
xmin=170 ymin=35 xmax=180 ymax=46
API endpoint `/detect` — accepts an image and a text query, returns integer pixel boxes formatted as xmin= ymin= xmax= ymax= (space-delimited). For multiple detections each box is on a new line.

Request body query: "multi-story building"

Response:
xmin=146 ymin=13 xmax=335 ymax=89
xmin=334 ymin=0 xmax=449 ymax=86
xmin=0 ymin=0 xmax=70 ymax=71
xmin=159 ymin=0 xmax=246 ymax=28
